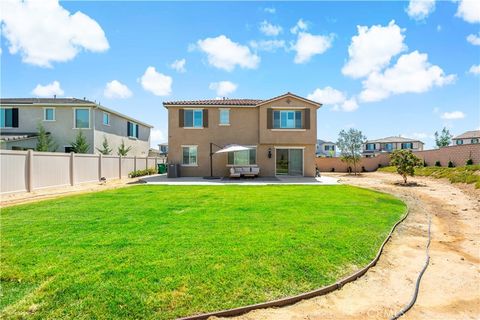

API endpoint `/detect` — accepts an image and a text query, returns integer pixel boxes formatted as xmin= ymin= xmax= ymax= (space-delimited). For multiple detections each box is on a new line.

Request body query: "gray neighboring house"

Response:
xmin=362 ymin=136 xmax=424 ymax=157
xmin=0 ymin=98 xmax=152 ymax=156
xmin=316 ymin=139 xmax=336 ymax=157
xmin=452 ymin=130 xmax=480 ymax=145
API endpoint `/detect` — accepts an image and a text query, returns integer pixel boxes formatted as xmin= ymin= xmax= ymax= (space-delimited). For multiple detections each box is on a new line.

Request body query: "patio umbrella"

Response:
xmin=215 ymin=144 xmax=251 ymax=154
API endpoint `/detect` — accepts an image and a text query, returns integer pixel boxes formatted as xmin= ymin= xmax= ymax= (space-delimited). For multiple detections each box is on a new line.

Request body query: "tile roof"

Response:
xmin=0 ymin=98 xmax=95 ymax=105
xmin=453 ymin=130 xmax=480 ymax=139
xmin=366 ymin=136 xmax=424 ymax=143
xmin=163 ymin=98 xmax=263 ymax=106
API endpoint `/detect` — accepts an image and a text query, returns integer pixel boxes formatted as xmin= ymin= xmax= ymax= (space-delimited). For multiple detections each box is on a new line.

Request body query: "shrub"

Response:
xmin=389 ymin=149 xmax=423 ymax=184
xmin=448 ymin=161 xmax=455 ymax=168
xmin=466 ymin=158 xmax=474 ymax=165
xmin=378 ymin=163 xmax=382 ymax=168
xmin=129 ymin=168 xmax=157 ymax=178
xmin=331 ymin=168 xmax=335 ymax=172
xmin=423 ymin=160 xmax=427 ymax=167
xmin=435 ymin=160 xmax=441 ymax=167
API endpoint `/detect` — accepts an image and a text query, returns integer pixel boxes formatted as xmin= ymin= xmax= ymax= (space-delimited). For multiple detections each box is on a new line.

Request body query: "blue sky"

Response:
xmin=1 ymin=0 xmax=479 ymax=148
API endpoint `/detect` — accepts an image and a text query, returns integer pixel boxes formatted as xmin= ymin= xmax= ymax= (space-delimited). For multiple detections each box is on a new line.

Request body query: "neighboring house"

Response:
xmin=452 ymin=130 xmax=480 ymax=145
xmin=0 ymin=98 xmax=152 ymax=156
xmin=362 ymin=136 xmax=424 ymax=157
xmin=158 ymin=142 xmax=168 ymax=156
xmin=164 ymin=92 xmax=321 ymax=177
xmin=316 ymin=139 xmax=336 ymax=157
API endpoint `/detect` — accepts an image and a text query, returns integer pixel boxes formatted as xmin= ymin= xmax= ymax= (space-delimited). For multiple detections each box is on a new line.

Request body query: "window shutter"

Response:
xmin=203 ymin=109 xmax=208 ymax=128
xmin=304 ymin=109 xmax=310 ymax=129
xmin=127 ymin=122 xmax=131 ymax=136
xmin=12 ymin=108 xmax=19 ymax=128
xmin=267 ymin=108 xmax=272 ymax=129
xmin=179 ymin=109 xmax=184 ymax=127
xmin=136 ymin=125 xmax=139 ymax=138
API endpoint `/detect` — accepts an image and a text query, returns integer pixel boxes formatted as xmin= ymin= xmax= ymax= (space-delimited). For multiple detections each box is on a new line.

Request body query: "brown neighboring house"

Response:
xmin=362 ymin=136 xmax=424 ymax=157
xmin=164 ymin=92 xmax=321 ymax=177
xmin=452 ymin=130 xmax=480 ymax=145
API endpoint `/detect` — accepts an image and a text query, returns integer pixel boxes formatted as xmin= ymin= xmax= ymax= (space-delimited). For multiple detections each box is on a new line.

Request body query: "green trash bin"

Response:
xmin=158 ymin=163 xmax=167 ymax=174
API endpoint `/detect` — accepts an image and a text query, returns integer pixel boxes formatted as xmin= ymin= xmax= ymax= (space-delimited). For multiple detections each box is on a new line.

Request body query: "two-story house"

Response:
xmin=164 ymin=92 xmax=321 ymax=177
xmin=316 ymin=139 xmax=336 ymax=157
xmin=452 ymin=130 xmax=480 ymax=145
xmin=362 ymin=136 xmax=424 ymax=157
xmin=0 ymin=98 xmax=152 ymax=156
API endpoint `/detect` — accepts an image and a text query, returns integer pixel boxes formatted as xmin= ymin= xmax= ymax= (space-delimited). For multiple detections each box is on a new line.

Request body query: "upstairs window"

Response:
xmin=74 ymin=108 xmax=90 ymax=129
xmin=219 ymin=109 xmax=230 ymax=125
xmin=384 ymin=143 xmax=394 ymax=151
xmin=401 ymin=142 xmax=413 ymax=149
xmin=227 ymin=149 xmax=256 ymax=165
xmin=103 ymin=112 xmax=110 ymax=126
xmin=184 ymin=109 xmax=203 ymax=128
xmin=324 ymin=145 xmax=335 ymax=151
xmin=366 ymin=143 xmax=375 ymax=151
xmin=456 ymin=139 xmax=463 ymax=145
xmin=472 ymin=138 xmax=479 ymax=144
xmin=44 ymin=108 xmax=55 ymax=121
xmin=128 ymin=121 xmax=139 ymax=138
xmin=273 ymin=110 xmax=302 ymax=129
xmin=1 ymin=108 xmax=18 ymax=128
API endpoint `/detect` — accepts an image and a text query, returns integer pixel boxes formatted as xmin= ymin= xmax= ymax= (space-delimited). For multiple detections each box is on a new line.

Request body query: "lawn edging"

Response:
xmin=179 ymin=199 xmax=410 ymax=320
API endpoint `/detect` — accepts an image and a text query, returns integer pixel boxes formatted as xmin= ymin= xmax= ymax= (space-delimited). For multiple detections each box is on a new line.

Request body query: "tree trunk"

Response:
xmin=403 ymin=174 xmax=407 ymax=184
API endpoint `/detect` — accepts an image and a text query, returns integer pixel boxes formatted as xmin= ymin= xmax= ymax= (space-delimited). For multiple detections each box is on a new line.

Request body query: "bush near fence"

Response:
xmin=315 ymin=144 xmax=480 ymax=173
xmin=0 ymin=150 xmax=161 ymax=194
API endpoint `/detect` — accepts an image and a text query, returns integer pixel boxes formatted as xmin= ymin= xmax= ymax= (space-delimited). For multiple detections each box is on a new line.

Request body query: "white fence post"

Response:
xmin=70 ymin=152 xmax=75 ymax=186
xmin=146 ymin=157 xmax=148 ymax=169
xmin=134 ymin=156 xmax=137 ymax=172
xmin=99 ymin=153 xmax=103 ymax=180
xmin=27 ymin=149 xmax=33 ymax=192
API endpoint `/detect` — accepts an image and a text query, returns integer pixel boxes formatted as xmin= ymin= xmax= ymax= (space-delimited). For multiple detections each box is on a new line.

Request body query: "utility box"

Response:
xmin=167 ymin=164 xmax=180 ymax=178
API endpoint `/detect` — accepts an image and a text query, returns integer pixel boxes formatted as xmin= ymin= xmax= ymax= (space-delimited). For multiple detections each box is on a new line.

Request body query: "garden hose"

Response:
xmin=390 ymin=217 xmax=431 ymax=320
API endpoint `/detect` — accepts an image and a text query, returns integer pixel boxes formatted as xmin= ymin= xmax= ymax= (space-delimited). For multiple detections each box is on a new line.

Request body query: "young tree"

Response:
xmin=70 ymin=130 xmax=90 ymax=153
xmin=336 ymin=128 xmax=366 ymax=175
xmin=390 ymin=149 xmax=423 ymax=184
xmin=35 ymin=123 xmax=57 ymax=152
xmin=96 ymin=136 xmax=112 ymax=155
xmin=117 ymin=139 xmax=132 ymax=156
xmin=434 ymin=127 xmax=452 ymax=148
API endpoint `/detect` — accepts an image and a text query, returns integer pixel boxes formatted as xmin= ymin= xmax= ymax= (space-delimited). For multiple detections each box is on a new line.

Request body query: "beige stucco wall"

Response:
xmin=167 ymin=96 xmax=319 ymax=177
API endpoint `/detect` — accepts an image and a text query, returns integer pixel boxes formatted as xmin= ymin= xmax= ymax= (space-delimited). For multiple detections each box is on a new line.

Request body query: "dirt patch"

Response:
xmin=0 ymin=177 xmax=143 ymax=208
xmin=220 ymin=172 xmax=480 ymax=320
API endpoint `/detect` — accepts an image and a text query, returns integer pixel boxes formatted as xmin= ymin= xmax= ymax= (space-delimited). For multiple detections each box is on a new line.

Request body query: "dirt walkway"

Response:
xmin=223 ymin=172 xmax=480 ymax=320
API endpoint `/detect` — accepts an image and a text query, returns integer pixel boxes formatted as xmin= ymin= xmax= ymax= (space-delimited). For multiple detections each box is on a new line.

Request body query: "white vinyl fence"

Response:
xmin=0 ymin=150 xmax=162 ymax=195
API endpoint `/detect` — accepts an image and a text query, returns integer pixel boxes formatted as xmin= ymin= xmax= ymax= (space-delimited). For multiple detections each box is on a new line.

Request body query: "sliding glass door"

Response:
xmin=275 ymin=149 xmax=303 ymax=176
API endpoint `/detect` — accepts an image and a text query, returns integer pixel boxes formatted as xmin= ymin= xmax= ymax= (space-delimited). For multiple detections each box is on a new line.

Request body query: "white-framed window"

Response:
xmin=128 ymin=121 xmax=139 ymax=138
xmin=366 ymin=143 xmax=375 ymax=151
xmin=324 ymin=145 xmax=335 ymax=151
xmin=456 ymin=139 xmax=463 ymax=145
xmin=182 ymin=145 xmax=198 ymax=166
xmin=1 ymin=108 xmax=15 ymax=128
xmin=44 ymin=107 xmax=55 ymax=121
xmin=103 ymin=112 xmax=110 ymax=126
xmin=273 ymin=110 xmax=302 ymax=129
xmin=74 ymin=108 xmax=90 ymax=129
xmin=219 ymin=109 xmax=230 ymax=125
xmin=228 ymin=148 xmax=256 ymax=166
xmin=401 ymin=142 xmax=413 ymax=149
xmin=184 ymin=109 xmax=203 ymax=128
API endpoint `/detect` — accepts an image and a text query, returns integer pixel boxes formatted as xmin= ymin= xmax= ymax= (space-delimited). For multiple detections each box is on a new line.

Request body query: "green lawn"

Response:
xmin=1 ymin=185 xmax=405 ymax=319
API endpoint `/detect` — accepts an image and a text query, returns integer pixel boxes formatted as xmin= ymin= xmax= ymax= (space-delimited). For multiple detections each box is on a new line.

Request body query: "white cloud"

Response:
xmin=150 ymin=128 xmax=166 ymax=147
xmin=196 ymin=35 xmax=260 ymax=71
xmin=359 ymin=51 xmax=456 ymax=102
xmin=404 ymin=132 xmax=434 ymax=140
xmin=139 ymin=66 xmax=172 ymax=96
xmin=441 ymin=111 xmax=465 ymax=120
xmin=249 ymin=40 xmax=286 ymax=52
xmin=31 ymin=80 xmax=64 ymax=97
xmin=290 ymin=19 xmax=308 ymax=34
xmin=170 ymin=58 xmax=186 ymax=73
xmin=467 ymin=33 xmax=480 ymax=45
xmin=209 ymin=81 xmax=238 ymax=97
xmin=264 ymin=7 xmax=276 ymax=14
xmin=292 ymin=32 xmax=334 ymax=64
xmin=307 ymin=86 xmax=358 ymax=112
xmin=104 ymin=80 xmax=132 ymax=99
xmin=406 ymin=0 xmax=435 ymax=20
xmin=456 ymin=0 xmax=480 ymax=24
xmin=436 ymin=25 xmax=442 ymax=32
xmin=342 ymin=20 xmax=407 ymax=79
xmin=468 ymin=64 xmax=480 ymax=75
xmin=0 ymin=0 xmax=109 ymax=68
xmin=259 ymin=21 xmax=282 ymax=36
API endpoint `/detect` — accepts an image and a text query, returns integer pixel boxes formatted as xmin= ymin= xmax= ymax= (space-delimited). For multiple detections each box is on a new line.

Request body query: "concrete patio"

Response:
xmin=140 ymin=174 xmax=339 ymax=185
